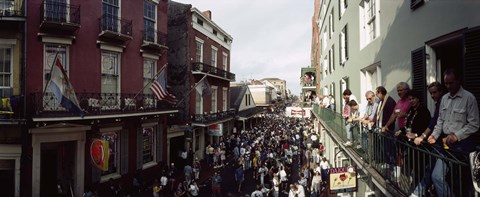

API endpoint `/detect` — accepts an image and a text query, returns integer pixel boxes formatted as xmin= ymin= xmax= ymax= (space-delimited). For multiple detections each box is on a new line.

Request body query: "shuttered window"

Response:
xmin=464 ymin=27 xmax=480 ymax=110
xmin=411 ymin=46 xmax=427 ymax=106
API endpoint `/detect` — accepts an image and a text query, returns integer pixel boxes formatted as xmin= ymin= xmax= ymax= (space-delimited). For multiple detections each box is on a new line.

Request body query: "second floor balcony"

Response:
xmin=192 ymin=62 xmax=235 ymax=82
xmin=141 ymin=28 xmax=167 ymax=53
xmin=98 ymin=14 xmax=132 ymax=45
xmin=311 ymin=104 xmax=478 ymax=196
xmin=0 ymin=88 xmax=25 ymax=124
xmin=39 ymin=0 xmax=80 ymax=35
xmin=191 ymin=109 xmax=235 ymax=126
xmin=31 ymin=92 xmax=176 ymax=120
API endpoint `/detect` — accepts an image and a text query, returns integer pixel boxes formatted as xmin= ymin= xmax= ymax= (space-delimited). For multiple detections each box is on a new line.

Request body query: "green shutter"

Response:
xmin=411 ymin=46 xmax=427 ymax=106
xmin=464 ymin=27 xmax=480 ymax=110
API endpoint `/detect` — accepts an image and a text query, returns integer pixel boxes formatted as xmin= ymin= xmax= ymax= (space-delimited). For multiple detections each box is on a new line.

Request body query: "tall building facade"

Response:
xmin=313 ymin=0 xmax=480 ymax=196
xmin=20 ymin=0 xmax=174 ymax=196
xmin=168 ymin=2 xmax=235 ymax=162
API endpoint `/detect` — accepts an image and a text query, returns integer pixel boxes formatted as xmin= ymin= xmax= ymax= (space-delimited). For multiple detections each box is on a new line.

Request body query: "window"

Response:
xmin=143 ymin=59 xmax=155 ymax=94
xmin=329 ymin=46 xmax=335 ymax=73
xmin=142 ymin=127 xmax=155 ymax=164
xmin=102 ymin=0 xmax=119 ymax=32
xmin=329 ymin=10 xmax=334 ymax=38
xmin=197 ymin=18 xmax=203 ymax=26
xmin=211 ymin=47 xmax=217 ymax=67
xmin=360 ymin=0 xmax=378 ymax=48
xmin=213 ymin=29 xmax=217 ymax=36
xmin=211 ymin=87 xmax=217 ymax=113
xmin=323 ymin=56 xmax=328 ymax=77
xmin=339 ymin=25 xmax=348 ymax=65
xmin=195 ymin=38 xmax=203 ymax=62
xmin=0 ymin=46 xmax=12 ymax=91
xmin=222 ymin=88 xmax=227 ymax=111
xmin=143 ymin=0 xmax=156 ymax=42
xmin=101 ymin=51 xmax=120 ymax=109
xmin=101 ymin=131 xmax=120 ymax=176
xmin=43 ymin=45 xmax=68 ymax=111
xmin=222 ymin=53 xmax=228 ymax=70
xmin=322 ymin=28 xmax=327 ymax=51
xmin=339 ymin=0 xmax=348 ymax=18
xmin=44 ymin=0 xmax=67 ymax=22
xmin=245 ymin=94 xmax=248 ymax=106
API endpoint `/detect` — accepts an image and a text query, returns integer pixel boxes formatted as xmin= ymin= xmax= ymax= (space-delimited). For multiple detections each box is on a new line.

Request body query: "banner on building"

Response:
xmin=208 ymin=123 xmax=223 ymax=136
xmin=329 ymin=166 xmax=357 ymax=194
xmin=285 ymin=107 xmax=311 ymax=118
xmin=90 ymin=139 xmax=109 ymax=171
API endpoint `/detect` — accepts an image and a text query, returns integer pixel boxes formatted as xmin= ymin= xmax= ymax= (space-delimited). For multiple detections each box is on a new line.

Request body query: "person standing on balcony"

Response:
xmin=375 ymin=86 xmax=397 ymax=167
xmin=427 ymin=68 xmax=479 ymax=197
xmin=342 ymin=89 xmax=357 ymax=146
xmin=360 ymin=90 xmax=379 ymax=150
xmin=344 ymin=100 xmax=360 ymax=146
xmin=410 ymin=82 xmax=446 ymax=197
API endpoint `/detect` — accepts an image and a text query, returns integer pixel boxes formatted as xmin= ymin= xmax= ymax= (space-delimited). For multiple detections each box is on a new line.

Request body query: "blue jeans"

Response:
xmin=346 ymin=124 xmax=353 ymax=141
xmin=432 ymin=159 xmax=451 ymax=197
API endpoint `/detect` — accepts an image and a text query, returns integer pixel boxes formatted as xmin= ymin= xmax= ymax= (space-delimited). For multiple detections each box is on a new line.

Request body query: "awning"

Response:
xmin=237 ymin=107 xmax=267 ymax=120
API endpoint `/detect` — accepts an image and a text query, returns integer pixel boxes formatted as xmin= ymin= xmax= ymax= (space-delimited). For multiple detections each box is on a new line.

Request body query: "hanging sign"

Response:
xmin=329 ymin=166 xmax=357 ymax=193
xmin=90 ymin=139 xmax=109 ymax=171
xmin=208 ymin=123 xmax=223 ymax=136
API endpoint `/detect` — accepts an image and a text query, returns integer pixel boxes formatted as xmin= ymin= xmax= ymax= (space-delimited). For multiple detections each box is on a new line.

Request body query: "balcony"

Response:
xmin=141 ymin=28 xmax=167 ymax=53
xmin=39 ymin=0 xmax=80 ymax=36
xmin=311 ymin=105 xmax=477 ymax=196
xmin=0 ymin=0 xmax=23 ymax=19
xmin=0 ymin=93 xmax=25 ymax=124
xmin=192 ymin=62 xmax=235 ymax=82
xmin=31 ymin=92 xmax=176 ymax=119
xmin=301 ymin=67 xmax=316 ymax=89
xmin=98 ymin=14 xmax=132 ymax=44
xmin=191 ymin=109 xmax=235 ymax=125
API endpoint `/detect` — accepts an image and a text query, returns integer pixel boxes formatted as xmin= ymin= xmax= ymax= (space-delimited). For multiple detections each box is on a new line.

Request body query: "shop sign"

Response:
xmin=90 ymin=139 xmax=109 ymax=171
xmin=329 ymin=166 xmax=357 ymax=193
xmin=208 ymin=123 xmax=223 ymax=136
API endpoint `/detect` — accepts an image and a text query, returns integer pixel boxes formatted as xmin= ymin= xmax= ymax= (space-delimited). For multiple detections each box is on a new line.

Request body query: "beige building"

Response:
xmin=260 ymin=78 xmax=287 ymax=100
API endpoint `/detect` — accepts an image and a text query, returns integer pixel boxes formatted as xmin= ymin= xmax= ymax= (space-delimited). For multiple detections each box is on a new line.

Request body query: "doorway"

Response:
xmin=0 ymin=159 xmax=15 ymax=197
xmin=40 ymin=141 xmax=76 ymax=197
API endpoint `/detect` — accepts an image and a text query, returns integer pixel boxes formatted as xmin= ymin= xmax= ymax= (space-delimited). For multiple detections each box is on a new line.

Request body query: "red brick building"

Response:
xmin=21 ymin=0 xmax=173 ymax=196
xmin=167 ymin=2 xmax=235 ymax=163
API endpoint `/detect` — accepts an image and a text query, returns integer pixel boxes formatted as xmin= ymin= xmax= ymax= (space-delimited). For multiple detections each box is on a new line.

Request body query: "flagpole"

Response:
xmin=122 ymin=63 xmax=167 ymax=111
xmin=175 ymin=72 xmax=209 ymax=107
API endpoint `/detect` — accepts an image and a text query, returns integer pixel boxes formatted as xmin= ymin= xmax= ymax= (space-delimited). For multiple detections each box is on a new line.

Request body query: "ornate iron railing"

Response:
xmin=143 ymin=28 xmax=167 ymax=46
xmin=191 ymin=109 xmax=236 ymax=124
xmin=31 ymin=92 xmax=175 ymax=117
xmin=99 ymin=14 xmax=132 ymax=36
xmin=312 ymin=104 xmax=475 ymax=196
xmin=192 ymin=62 xmax=235 ymax=81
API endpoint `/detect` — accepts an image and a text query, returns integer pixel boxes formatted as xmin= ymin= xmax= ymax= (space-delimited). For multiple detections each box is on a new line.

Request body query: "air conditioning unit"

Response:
xmin=0 ymin=88 xmax=13 ymax=98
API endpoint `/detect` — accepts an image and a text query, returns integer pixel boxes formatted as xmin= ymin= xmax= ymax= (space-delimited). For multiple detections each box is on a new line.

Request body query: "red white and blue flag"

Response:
xmin=47 ymin=56 xmax=84 ymax=116
xmin=149 ymin=67 xmax=177 ymax=104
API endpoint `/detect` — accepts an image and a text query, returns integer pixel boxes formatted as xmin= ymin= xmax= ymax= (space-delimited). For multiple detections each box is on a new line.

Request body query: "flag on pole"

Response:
xmin=195 ymin=77 xmax=212 ymax=96
xmin=47 ymin=57 xmax=84 ymax=116
xmin=150 ymin=68 xmax=177 ymax=104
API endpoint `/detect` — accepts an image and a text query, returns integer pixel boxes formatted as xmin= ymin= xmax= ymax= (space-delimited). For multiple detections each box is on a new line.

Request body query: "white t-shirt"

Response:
xmin=320 ymin=161 xmax=329 ymax=169
xmin=160 ymin=176 xmax=168 ymax=186
xmin=273 ymin=178 xmax=280 ymax=191
xmin=280 ymin=170 xmax=288 ymax=181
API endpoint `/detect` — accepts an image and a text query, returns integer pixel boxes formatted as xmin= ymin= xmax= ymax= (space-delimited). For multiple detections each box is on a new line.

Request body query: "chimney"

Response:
xmin=202 ymin=10 xmax=212 ymax=20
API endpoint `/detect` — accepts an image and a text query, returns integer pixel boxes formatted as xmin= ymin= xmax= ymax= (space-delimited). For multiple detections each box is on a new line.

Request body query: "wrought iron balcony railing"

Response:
xmin=31 ymin=92 xmax=176 ymax=118
xmin=191 ymin=109 xmax=236 ymax=124
xmin=312 ymin=104 xmax=476 ymax=196
xmin=143 ymin=28 xmax=167 ymax=46
xmin=99 ymin=14 xmax=132 ymax=37
xmin=192 ymin=62 xmax=235 ymax=81
xmin=40 ymin=0 xmax=80 ymax=25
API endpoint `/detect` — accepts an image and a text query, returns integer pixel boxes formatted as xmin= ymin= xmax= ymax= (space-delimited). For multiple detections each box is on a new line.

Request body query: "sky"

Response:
xmin=173 ymin=0 xmax=314 ymax=96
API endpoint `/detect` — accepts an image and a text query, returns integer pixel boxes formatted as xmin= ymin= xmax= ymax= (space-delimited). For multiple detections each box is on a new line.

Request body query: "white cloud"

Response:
xmin=172 ymin=0 xmax=313 ymax=95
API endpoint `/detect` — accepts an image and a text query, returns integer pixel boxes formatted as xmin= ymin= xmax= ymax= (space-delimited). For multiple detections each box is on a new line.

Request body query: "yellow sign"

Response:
xmin=329 ymin=166 xmax=357 ymax=193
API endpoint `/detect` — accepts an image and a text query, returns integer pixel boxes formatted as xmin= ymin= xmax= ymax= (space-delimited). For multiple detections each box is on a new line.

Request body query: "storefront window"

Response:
xmin=101 ymin=131 xmax=118 ymax=176
xmin=143 ymin=127 xmax=155 ymax=164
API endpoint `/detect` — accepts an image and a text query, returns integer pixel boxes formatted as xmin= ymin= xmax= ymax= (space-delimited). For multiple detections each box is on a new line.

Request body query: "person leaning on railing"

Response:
xmin=410 ymin=82 xmax=446 ymax=197
xmin=427 ymin=68 xmax=479 ymax=197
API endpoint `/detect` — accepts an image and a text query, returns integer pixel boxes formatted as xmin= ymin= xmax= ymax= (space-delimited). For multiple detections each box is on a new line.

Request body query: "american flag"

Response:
xmin=150 ymin=67 xmax=177 ymax=104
